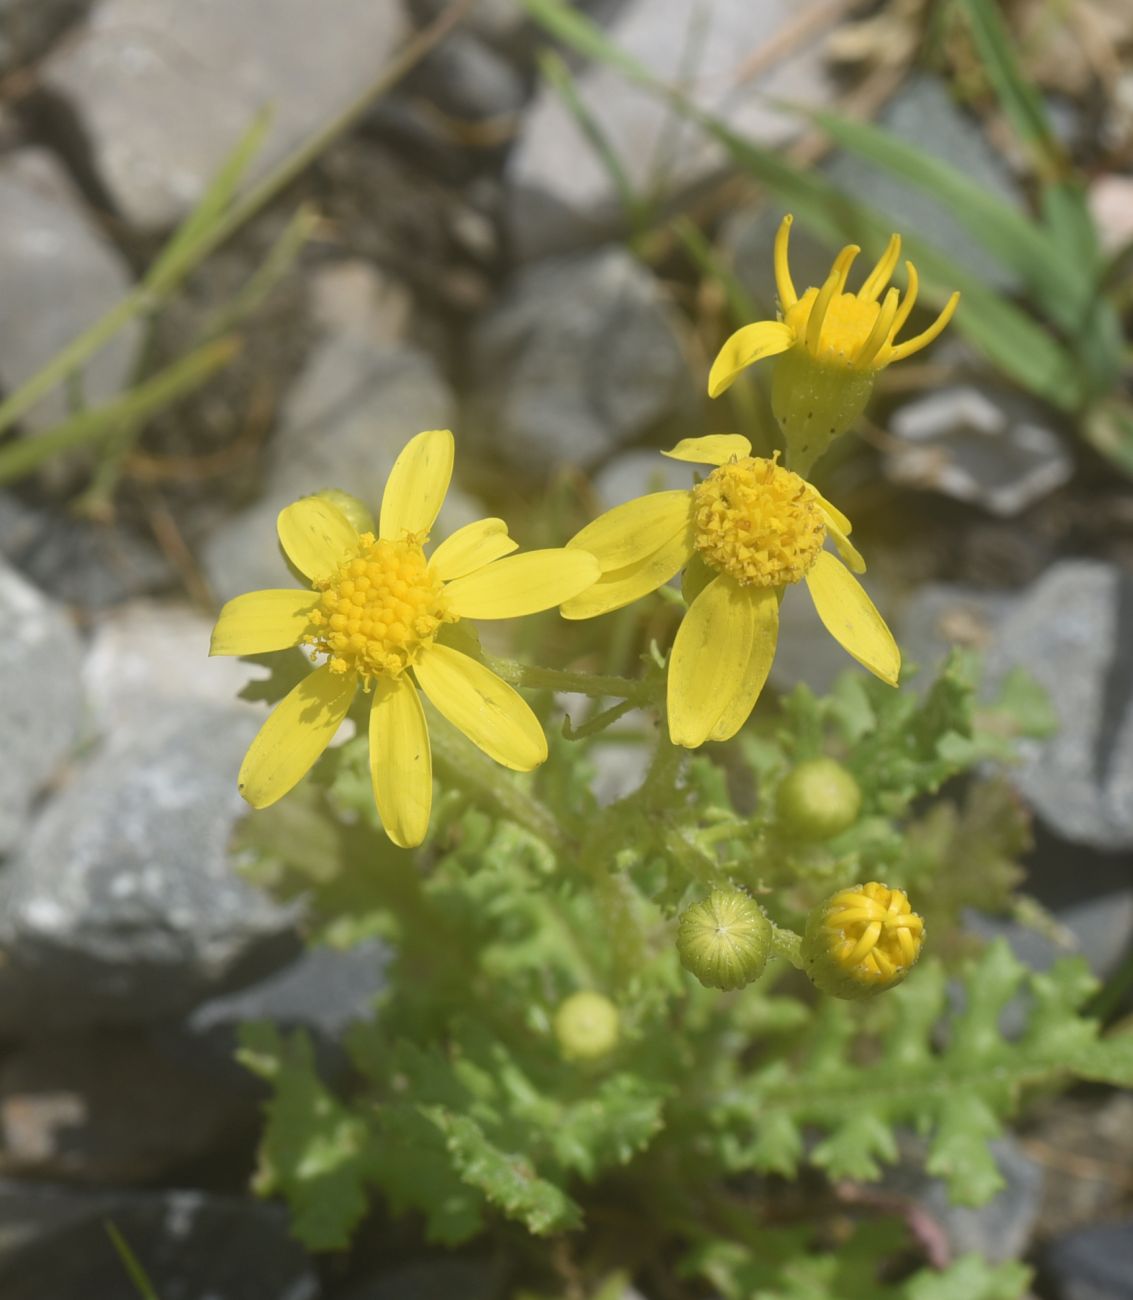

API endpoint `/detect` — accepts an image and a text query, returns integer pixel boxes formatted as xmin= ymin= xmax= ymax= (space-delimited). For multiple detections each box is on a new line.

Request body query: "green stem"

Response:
xmin=769 ymin=923 xmax=804 ymax=970
xmin=0 ymin=0 xmax=472 ymax=441
xmin=485 ymin=655 xmax=653 ymax=703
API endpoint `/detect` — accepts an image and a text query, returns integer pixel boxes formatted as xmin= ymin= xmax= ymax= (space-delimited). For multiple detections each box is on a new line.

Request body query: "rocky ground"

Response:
xmin=0 ymin=0 xmax=1132 ymax=1297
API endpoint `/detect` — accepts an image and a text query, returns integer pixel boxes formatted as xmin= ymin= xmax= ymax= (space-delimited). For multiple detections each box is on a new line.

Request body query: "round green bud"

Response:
xmin=775 ymin=757 xmax=862 ymax=841
xmin=677 ymin=889 xmax=772 ymax=991
xmin=313 ymin=489 xmax=376 ymax=535
xmin=801 ymin=881 xmax=924 ymax=1000
xmin=553 ymin=991 xmax=620 ymax=1061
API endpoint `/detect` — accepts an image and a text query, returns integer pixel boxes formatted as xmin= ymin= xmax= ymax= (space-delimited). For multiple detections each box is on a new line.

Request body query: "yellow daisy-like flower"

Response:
xmin=210 ymin=429 xmax=600 ymax=848
xmin=561 ymin=434 xmax=899 ymax=748
xmin=802 ymin=882 xmax=925 ymax=999
xmin=708 ymin=215 xmax=960 ymax=470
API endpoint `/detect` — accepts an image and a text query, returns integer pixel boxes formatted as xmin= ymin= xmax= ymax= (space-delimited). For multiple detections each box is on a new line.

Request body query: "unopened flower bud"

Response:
xmin=553 ymin=991 xmax=620 ymax=1061
xmin=775 ymin=757 xmax=862 ymax=840
xmin=313 ymin=489 xmax=375 ymax=535
xmin=802 ymin=882 xmax=924 ymax=999
xmin=677 ymin=889 xmax=772 ymax=991
xmin=771 ymin=350 xmax=876 ymax=475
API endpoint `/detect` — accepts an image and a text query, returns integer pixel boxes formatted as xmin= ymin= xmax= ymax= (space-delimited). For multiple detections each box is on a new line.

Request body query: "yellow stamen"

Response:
xmin=774 ymin=214 xmax=798 ymax=310
xmin=858 ymin=233 xmax=901 ymax=303
xmin=888 ymin=291 xmax=961 ymax=363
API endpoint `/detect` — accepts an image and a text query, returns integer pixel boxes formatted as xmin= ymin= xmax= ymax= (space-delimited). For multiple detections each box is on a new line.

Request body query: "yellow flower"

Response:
xmin=210 ymin=429 xmax=600 ymax=848
xmin=802 ymin=882 xmax=925 ymax=999
xmin=561 ymin=434 xmax=899 ymax=748
xmin=708 ymin=216 xmax=960 ymax=470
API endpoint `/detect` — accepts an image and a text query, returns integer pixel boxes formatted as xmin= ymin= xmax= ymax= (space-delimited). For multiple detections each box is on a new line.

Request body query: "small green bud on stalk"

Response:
xmin=775 ymin=757 xmax=862 ymax=841
xmin=677 ymin=890 xmax=772 ymax=991
xmin=553 ymin=991 xmax=620 ymax=1061
xmin=802 ymin=881 xmax=924 ymax=999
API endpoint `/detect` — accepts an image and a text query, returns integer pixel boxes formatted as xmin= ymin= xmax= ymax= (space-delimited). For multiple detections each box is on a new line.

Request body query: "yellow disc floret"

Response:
xmin=692 ymin=456 xmax=826 ymax=588
xmin=802 ymin=882 xmax=925 ymax=999
xmin=305 ymin=531 xmax=449 ymax=681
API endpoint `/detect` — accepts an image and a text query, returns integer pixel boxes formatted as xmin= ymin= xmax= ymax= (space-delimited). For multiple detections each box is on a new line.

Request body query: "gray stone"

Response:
xmin=43 ymin=0 xmax=409 ymax=230
xmin=506 ymin=0 xmax=836 ymax=259
xmin=0 ymin=492 xmax=174 ymax=607
xmin=0 ymin=1183 xmax=319 ymax=1300
xmin=201 ymin=341 xmax=477 ymax=603
xmin=898 ymin=582 xmax=1015 ymax=684
xmin=0 ymin=702 xmax=300 ymax=1036
xmin=0 ymin=559 xmax=84 ymax=856
xmin=824 ymin=74 xmax=1024 ymax=290
xmin=886 ymin=386 xmax=1074 ymax=517
xmin=923 ymin=1139 xmax=1044 ymax=1266
xmin=407 ymin=0 xmax=530 ymax=50
xmin=592 ymin=448 xmax=697 ymax=506
xmin=1043 ymin=1221 xmax=1133 ymax=1300
xmin=308 ymin=261 xmax=413 ymax=346
xmin=984 ymin=562 xmax=1133 ymax=850
xmin=0 ymin=1033 xmax=255 ymax=1182
xmin=409 ymin=31 xmax=527 ymax=121
xmin=83 ymin=600 xmax=261 ymax=732
xmin=1088 ymin=175 xmax=1133 ymax=256
xmin=0 ymin=0 xmax=90 ymax=72
xmin=0 ymin=150 xmax=139 ymax=431
xmin=468 ymin=247 xmax=695 ymax=475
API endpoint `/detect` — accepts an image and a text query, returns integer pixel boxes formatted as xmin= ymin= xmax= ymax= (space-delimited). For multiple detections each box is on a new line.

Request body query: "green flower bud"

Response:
xmin=802 ymin=881 xmax=924 ymax=999
xmin=313 ymin=489 xmax=375 ymax=535
xmin=553 ymin=991 xmax=620 ymax=1061
xmin=677 ymin=890 xmax=772 ymax=991
xmin=771 ymin=349 xmax=875 ymax=476
xmin=775 ymin=757 xmax=862 ymax=841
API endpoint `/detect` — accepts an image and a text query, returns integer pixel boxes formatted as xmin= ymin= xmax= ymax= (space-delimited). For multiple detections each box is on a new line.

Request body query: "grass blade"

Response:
xmin=105 ymin=1221 xmax=161 ymax=1300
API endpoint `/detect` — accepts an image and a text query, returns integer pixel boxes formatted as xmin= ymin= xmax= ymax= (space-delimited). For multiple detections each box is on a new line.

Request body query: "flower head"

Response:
xmin=561 ymin=434 xmax=899 ymax=748
xmin=677 ymin=889 xmax=772 ymax=991
xmin=210 ymin=429 xmax=599 ymax=848
xmin=802 ymin=882 xmax=925 ymax=999
xmin=708 ymin=216 xmax=959 ymax=470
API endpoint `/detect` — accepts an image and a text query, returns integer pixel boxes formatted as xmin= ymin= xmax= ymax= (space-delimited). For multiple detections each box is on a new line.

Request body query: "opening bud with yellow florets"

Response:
xmin=708 ymin=216 xmax=960 ymax=475
xmin=677 ymin=889 xmax=772 ymax=991
xmin=801 ymin=882 xmax=924 ymax=999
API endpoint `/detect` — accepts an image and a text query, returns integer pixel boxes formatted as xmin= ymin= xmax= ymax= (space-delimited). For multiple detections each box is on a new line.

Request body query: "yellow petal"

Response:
xmin=210 ymin=589 xmax=319 ymax=657
xmin=414 ymin=643 xmax=547 ymax=771
xmin=277 ymin=497 xmax=359 ymax=584
xmin=429 ymin=517 xmax=517 ymax=582
xmin=662 ymin=434 xmax=752 ymax=466
xmin=568 ymin=491 xmax=692 ymax=571
xmin=668 ymin=574 xmax=758 ymax=748
xmin=708 ymin=587 xmax=779 ymax=741
xmin=813 ymin=489 xmax=852 ymax=535
xmin=805 ymin=551 xmax=900 ymax=686
xmin=370 ymin=675 xmax=432 ymax=848
xmin=560 ymin=530 xmax=692 ymax=619
xmin=238 ymin=665 xmax=357 ymax=808
xmin=443 ymin=549 xmax=600 ymax=620
xmin=818 ymin=505 xmax=865 ymax=575
xmin=379 ymin=429 xmax=455 ymax=541
xmin=708 ymin=320 xmax=795 ymax=397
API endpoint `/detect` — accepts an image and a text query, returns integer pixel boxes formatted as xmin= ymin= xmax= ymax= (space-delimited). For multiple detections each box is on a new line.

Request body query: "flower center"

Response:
xmin=786 ymin=289 xmax=881 ymax=367
xmin=820 ymin=883 xmax=924 ymax=985
xmin=305 ymin=532 xmax=449 ymax=680
xmin=691 ymin=456 xmax=826 ymax=588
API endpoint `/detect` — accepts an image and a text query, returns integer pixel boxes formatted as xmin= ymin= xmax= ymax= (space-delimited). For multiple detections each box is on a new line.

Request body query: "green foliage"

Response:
xmin=230 ymin=646 xmax=1133 ymax=1294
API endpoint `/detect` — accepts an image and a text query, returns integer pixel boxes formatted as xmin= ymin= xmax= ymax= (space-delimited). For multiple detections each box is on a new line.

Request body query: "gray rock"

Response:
xmin=1089 ymin=175 xmax=1133 ymax=256
xmin=0 ymin=1033 xmax=255 ymax=1182
xmin=0 ymin=702 xmax=301 ymax=1036
xmin=984 ymin=561 xmax=1133 ymax=850
xmin=43 ymin=0 xmax=409 ymax=230
xmin=468 ymin=247 xmax=695 ymax=475
xmin=0 ymin=1183 xmax=319 ymax=1300
xmin=409 ymin=31 xmax=527 ymax=121
xmin=824 ymin=74 xmax=1024 ymax=290
xmin=898 ymin=582 xmax=1015 ymax=684
xmin=922 ymin=1139 xmax=1044 ymax=1266
xmin=0 ymin=150 xmax=139 ymax=432
xmin=0 ymin=559 xmax=84 ymax=856
xmin=886 ymin=386 xmax=1074 ymax=517
xmin=0 ymin=493 xmax=174 ymax=607
xmin=592 ymin=448 xmax=697 ymax=506
xmin=308 ymin=261 xmax=413 ymax=346
xmin=506 ymin=0 xmax=836 ymax=259
xmin=201 ymin=341 xmax=477 ymax=603
xmin=82 ymin=600 xmax=260 ymax=732
xmin=0 ymin=0 xmax=90 ymax=72
xmin=1043 ymin=1221 xmax=1133 ymax=1300
xmin=407 ymin=0 xmax=531 ymax=50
